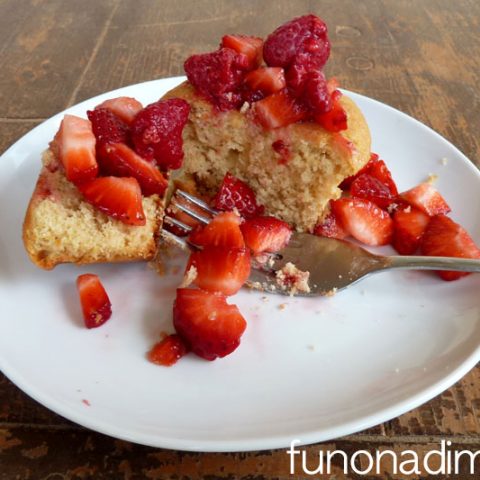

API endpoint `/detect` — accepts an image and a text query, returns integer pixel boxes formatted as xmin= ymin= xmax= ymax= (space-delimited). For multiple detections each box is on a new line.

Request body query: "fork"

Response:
xmin=162 ymin=190 xmax=480 ymax=296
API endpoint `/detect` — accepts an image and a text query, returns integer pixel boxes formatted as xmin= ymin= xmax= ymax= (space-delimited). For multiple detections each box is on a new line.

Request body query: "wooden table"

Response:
xmin=1 ymin=1 xmax=479 ymax=478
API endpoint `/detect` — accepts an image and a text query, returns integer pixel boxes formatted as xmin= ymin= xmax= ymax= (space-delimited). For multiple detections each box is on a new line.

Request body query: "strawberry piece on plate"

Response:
xmin=148 ymin=334 xmax=189 ymax=366
xmin=400 ymin=182 xmax=451 ymax=216
xmin=221 ymin=34 xmax=263 ymax=69
xmin=173 ymin=288 xmax=247 ymax=361
xmin=350 ymin=173 xmax=395 ymax=209
xmin=76 ymin=274 xmax=112 ymax=329
xmin=253 ymin=89 xmax=307 ymax=129
xmin=392 ymin=207 xmax=430 ymax=255
xmin=420 ymin=214 xmax=480 ymax=281
xmin=95 ymin=96 xmax=143 ymax=125
xmin=189 ymin=211 xmax=245 ymax=248
xmin=53 ymin=114 xmax=98 ymax=184
xmin=244 ymin=67 xmax=286 ymax=95
xmin=97 ymin=142 xmax=168 ymax=196
xmin=214 ymin=172 xmax=264 ymax=218
xmin=332 ymin=197 xmax=394 ymax=246
xmin=78 ymin=176 xmax=146 ymax=226
xmin=339 ymin=152 xmax=379 ymax=190
xmin=313 ymin=210 xmax=347 ymax=239
xmin=240 ymin=216 xmax=292 ymax=254
xmin=189 ymin=246 xmax=251 ymax=296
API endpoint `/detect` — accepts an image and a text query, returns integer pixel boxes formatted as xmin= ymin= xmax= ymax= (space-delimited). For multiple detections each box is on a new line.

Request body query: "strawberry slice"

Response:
xmin=189 ymin=211 xmax=245 ymax=248
xmin=253 ymin=89 xmax=307 ymax=129
xmin=96 ymin=96 xmax=143 ymax=125
xmin=400 ymin=182 xmax=451 ymax=216
xmin=240 ymin=216 xmax=292 ymax=254
xmin=313 ymin=211 xmax=347 ymax=239
xmin=189 ymin=246 xmax=251 ymax=296
xmin=78 ymin=176 xmax=146 ymax=226
xmin=76 ymin=274 xmax=112 ymax=329
xmin=314 ymin=98 xmax=347 ymax=132
xmin=214 ymin=172 xmax=264 ymax=218
xmin=350 ymin=173 xmax=395 ymax=209
xmin=148 ymin=334 xmax=189 ymax=366
xmin=173 ymin=288 xmax=247 ymax=361
xmin=367 ymin=158 xmax=398 ymax=196
xmin=339 ymin=152 xmax=379 ymax=190
xmin=87 ymin=108 xmax=129 ymax=148
xmin=221 ymin=35 xmax=263 ymax=69
xmin=420 ymin=214 xmax=480 ymax=281
xmin=97 ymin=142 xmax=168 ymax=196
xmin=53 ymin=115 xmax=98 ymax=184
xmin=332 ymin=197 xmax=394 ymax=246
xmin=392 ymin=207 xmax=430 ymax=255
xmin=244 ymin=67 xmax=286 ymax=95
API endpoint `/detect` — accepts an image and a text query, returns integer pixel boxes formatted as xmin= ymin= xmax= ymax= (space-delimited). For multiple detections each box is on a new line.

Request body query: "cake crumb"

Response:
xmin=262 ymin=296 xmax=268 ymax=303
xmin=307 ymin=344 xmax=315 ymax=351
xmin=275 ymin=262 xmax=310 ymax=295
xmin=239 ymin=101 xmax=250 ymax=113
xmin=441 ymin=157 xmax=448 ymax=166
xmin=324 ymin=287 xmax=338 ymax=297
xmin=278 ymin=303 xmax=287 ymax=310
xmin=179 ymin=265 xmax=197 ymax=288
xmin=426 ymin=173 xmax=438 ymax=184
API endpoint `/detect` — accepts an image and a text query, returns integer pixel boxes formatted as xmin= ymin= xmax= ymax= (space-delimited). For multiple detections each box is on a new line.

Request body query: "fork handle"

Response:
xmin=386 ymin=255 xmax=480 ymax=272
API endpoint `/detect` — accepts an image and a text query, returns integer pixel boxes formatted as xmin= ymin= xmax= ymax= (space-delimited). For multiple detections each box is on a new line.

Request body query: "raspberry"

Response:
xmin=263 ymin=15 xmax=330 ymax=69
xmin=184 ymin=47 xmax=250 ymax=110
xmin=301 ymin=70 xmax=332 ymax=115
xmin=87 ymin=108 xmax=129 ymax=146
xmin=131 ymin=98 xmax=190 ymax=170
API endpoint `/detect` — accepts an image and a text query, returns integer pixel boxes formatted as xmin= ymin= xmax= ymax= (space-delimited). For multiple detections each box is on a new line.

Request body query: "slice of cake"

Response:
xmin=162 ymin=14 xmax=371 ymax=232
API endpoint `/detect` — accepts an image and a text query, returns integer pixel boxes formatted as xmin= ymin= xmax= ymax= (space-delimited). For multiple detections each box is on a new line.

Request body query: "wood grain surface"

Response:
xmin=1 ymin=0 xmax=479 ymax=478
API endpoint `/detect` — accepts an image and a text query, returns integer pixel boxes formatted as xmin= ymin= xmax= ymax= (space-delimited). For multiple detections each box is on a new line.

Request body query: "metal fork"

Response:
xmin=162 ymin=190 xmax=480 ymax=296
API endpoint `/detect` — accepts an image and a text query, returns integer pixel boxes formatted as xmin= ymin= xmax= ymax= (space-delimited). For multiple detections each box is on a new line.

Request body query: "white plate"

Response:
xmin=1 ymin=76 xmax=479 ymax=452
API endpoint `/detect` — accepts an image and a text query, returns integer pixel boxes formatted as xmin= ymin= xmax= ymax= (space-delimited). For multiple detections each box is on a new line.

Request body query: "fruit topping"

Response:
xmin=314 ymin=210 xmax=348 ymax=239
xmin=188 ymin=211 xmax=245 ymax=249
xmin=253 ymin=89 xmax=307 ymax=129
xmin=148 ymin=334 xmax=189 ymax=366
xmin=184 ymin=47 xmax=250 ymax=110
xmin=95 ymin=96 xmax=143 ymax=125
xmin=314 ymin=96 xmax=348 ymax=132
xmin=392 ymin=207 xmax=430 ymax=255
xmin=131 ymin=98 xmax=190 ymax=169
xmin=420 ymin=215 xmax=480 ymax=281
xmin=173 ymin=288 xmax=247 ymax=361
xmin=240 ymin=216 xmax=292 ymax=254
xmin=97 ymin=142 xmax=168 ymax=196
xmin=214 ymin=172 xmax=264 ymax=217
xmin=188 ymin=246 xmax=251 ymax=296
xmin=244 ymin=67 xmax=286 ymax=95
xmin=301 ymin=70 xmax=331 ymax=115
xmin=53 ymin=114 xmax=98 ymax=184
xmin=332 ymin=197 xmax=393 ymax=246
xmin=76 ymin=274 xmax=112 ymax=329
xmin=221 ymin=35 xmax=263 ymax=69
xmin=263 ymin=14 xmax=330 ymax=70
xmin=400 ymin=182 xmax=451 ymax=216
xmin=78 ymin=176 xmax=146 ymax=226
xmin=87 ymin=108 xmax=129 ymax=149
xmin=350 ymin=173 xmax=396 ymax=209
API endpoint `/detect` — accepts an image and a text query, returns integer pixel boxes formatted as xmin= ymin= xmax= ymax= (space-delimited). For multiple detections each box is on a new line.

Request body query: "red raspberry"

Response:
xmin=184 ymin=47 xmax=250 ymax=110
xmin=131 ymin=98 xmax=190 ymax=170
xmin=301 ymin=70 xmax=332 ymax=115
xmin=87 ymin=108 xmax=129 ymax=146
xmin=263 ymin=15 xmax=330 ymax=69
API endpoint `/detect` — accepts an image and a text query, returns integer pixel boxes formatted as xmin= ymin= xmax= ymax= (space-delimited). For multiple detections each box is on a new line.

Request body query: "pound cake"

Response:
xmin=163 ymin=14 xmax=371 ymax=232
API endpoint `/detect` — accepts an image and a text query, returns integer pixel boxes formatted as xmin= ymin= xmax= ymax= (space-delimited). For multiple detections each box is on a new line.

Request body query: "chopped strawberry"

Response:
xmin=244 ymin=67 xmax=286 ymax=95
xmin=350 ymin=173 xmax=395 ymax=209
xmin=173 ymin=288 xmax=247 ymax=361
xmin=420 ymin=214 xmax=480 ymax=281
xmin=214 ymin=172 xmax=264 ymax=218
xmin=331 ymin=132 xmax=356 ymax=158
xmin=339 ymin=152 xmax=379 ymax=190
xmin=87 ymin=108 xmax=129 ymax=148
xmin=189 ymin=247 xmax=251 ymax=296
xmin=148 ymin=334 xmax=189 ymax=366
xmin=76 ymin=274 xmax=112 ymax=329
xmin=95 ymin=97 xmax=143 ymax=125
xmin=392 ymin=207 xmax=430 ymax=255
xmin=78 ymin=176 xmax=146 ymax=226
xmin=314 ymin=98 xmax=347 ymax=132
xmin=97 ymin=143 xmax=168 ymax=196
xmin=221 ymin=35 xmax=263 ymax=69
xmin=240 ymin=216 xmax=292 ymax=254
xmin=253 ymin=89 xmax=307 ymax=129
xmin=53 ymin=115 xmax=98 ymax=184
xmin=313 ymin=211 xmax=347 ymax=239
xmin=400 ymin=182 xmax=451 ymax=216
xmin=302 ymin=70 xmax=332 ymax=115
xmin=189 ymin=211 xmax=245 ymax=248
xmin=332 ymin=197 xmax=394 ymax=246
